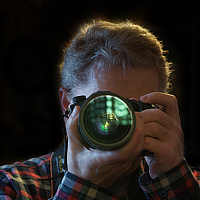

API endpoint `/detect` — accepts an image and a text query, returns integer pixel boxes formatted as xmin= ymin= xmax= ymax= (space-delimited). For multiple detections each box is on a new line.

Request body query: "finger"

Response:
xmin=143 ymin=117 xmax=184 ymax=145
xmin=140 ymin=92 xmax=181 ymax=126
xmin=144 ymin=135 xmax=164 ymax=156
xmin=66 ymin=106 xmax=80 ymax=136
xmin=144 ymin=133 xmax=184 ymax=159
xmin=141 ymin=108 xmax=173 ymax=130
xmin=144 ymin=122 xmax=169 ymax=141
xmin=66 ymin=106 xmax=86 ymax=148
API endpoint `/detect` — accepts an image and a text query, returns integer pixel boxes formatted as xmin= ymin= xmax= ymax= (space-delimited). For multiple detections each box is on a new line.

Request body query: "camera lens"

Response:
xmin=96 ymin=112 xmax=118 ymax=134
xmin=78 ymin=92 xmax=136 ymax=150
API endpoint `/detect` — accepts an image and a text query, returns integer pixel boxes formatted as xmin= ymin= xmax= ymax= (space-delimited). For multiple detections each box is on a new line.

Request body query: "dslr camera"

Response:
xmin=70 ymin=91 xmax=157 ymax=151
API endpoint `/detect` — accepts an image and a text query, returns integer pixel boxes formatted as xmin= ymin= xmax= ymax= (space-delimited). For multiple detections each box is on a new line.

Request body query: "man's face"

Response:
xmin=72 ymin=66 xmax=159 ymax=102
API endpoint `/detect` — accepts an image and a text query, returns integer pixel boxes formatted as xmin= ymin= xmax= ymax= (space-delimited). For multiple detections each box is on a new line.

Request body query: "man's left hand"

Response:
xmin=140 ymin=92 xmax=184 ymax=179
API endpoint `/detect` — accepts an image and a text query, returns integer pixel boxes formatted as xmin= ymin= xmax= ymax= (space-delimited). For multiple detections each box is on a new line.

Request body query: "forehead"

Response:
xmin=74 ymin=66 xmax=159 ymax=100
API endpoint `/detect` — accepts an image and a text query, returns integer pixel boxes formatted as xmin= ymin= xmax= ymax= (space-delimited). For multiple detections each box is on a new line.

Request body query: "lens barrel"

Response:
xmin=78 ymin=91 xmax=136 ymax=150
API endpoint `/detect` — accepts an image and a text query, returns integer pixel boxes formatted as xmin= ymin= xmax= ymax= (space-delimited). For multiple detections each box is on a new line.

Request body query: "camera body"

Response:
xmin=70 ymin=91 xmax=157 ymax=151
xmin=70 ymin=91 xmax=157 ymax=113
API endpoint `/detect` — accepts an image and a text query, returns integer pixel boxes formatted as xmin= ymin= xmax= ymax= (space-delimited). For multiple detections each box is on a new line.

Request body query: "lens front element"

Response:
xmin=97 ymin=112 xmax=119 ymax=134
xmin=79 ymin=92 xmax=136 ymax=150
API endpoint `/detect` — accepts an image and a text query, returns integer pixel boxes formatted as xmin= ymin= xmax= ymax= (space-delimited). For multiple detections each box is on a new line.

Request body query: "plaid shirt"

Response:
xmin=0 ymin=154 xmax=200 ymax=200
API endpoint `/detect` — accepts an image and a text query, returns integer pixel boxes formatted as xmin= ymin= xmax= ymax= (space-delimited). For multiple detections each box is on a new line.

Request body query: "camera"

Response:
xmin=70 ymin=91 xmax=157 ymax=151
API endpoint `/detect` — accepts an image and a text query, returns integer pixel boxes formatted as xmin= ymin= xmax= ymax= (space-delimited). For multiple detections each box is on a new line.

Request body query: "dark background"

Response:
xmin=0 ymin=0 xmax=199 ymax=165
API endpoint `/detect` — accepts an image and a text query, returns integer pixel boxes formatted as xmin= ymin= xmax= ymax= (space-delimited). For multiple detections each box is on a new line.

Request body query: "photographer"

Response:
xmin=0 ymin=20 xmax=200 ymax=199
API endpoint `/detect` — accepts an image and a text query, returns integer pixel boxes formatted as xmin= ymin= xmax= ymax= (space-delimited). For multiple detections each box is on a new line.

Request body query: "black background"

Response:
xmin=0 ymin=0 xmax=199 ymax=165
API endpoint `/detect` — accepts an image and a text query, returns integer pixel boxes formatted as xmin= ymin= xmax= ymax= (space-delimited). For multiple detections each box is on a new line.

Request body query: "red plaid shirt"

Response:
xmin=0 ymin=154 xmax=200 ymax=199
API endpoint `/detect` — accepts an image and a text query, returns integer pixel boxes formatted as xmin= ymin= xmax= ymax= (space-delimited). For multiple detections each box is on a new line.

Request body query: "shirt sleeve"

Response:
xmin=0 ymin=166 xmax=21 ymax=200
xmin=52 ymin=172 xmax=120 ymax=200
xmin=0 ymin=177 xmax=17 ymax=200
xmin=139 ymin=159 xmax=200 ymax=199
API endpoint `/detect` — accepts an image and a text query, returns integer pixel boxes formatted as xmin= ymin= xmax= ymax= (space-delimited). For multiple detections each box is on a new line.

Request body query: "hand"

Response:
xmin=140 ymin=92 xmax=184 ymax=179
xmin=66 ymin=106 xmax=144 ymax=189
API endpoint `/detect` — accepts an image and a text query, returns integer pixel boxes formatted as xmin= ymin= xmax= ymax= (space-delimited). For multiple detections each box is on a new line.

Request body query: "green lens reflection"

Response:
xmin=97 ymin=113 xmax=118 ymax=134
xmin=83 ymin=94 xmax=133 ymax=142
xmin=79 ymin=92 xmax=136 ymax=150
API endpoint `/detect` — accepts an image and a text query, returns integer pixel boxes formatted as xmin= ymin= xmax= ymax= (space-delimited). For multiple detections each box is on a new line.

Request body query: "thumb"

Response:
xmin=71 ymin=106 xmax=80 ymax=118
xmin=67 ymin=106 xmax=80 ymax=127
xmin=66 ymin=106 xmax=83 ymax=144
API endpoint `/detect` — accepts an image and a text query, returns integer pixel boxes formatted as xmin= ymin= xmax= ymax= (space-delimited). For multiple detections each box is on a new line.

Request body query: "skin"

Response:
xmin=59 ymin=66 xmax=184 ymax=188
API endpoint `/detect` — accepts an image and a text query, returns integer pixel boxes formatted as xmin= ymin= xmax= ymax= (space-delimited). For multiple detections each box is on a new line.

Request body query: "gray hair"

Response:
xmin=60 ymin=20 xmax=172 ymax=96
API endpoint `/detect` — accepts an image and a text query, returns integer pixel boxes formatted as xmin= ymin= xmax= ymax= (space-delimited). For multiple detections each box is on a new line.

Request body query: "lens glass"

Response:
xmin=97 ymin=112 xmax=118 ymax=134
xmin=82 ymin=95 xmax=134 ymax=146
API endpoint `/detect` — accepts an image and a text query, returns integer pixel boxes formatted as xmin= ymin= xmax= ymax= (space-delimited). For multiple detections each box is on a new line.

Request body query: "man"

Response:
xmin=0 ymin=20 xmax=200 ymax=199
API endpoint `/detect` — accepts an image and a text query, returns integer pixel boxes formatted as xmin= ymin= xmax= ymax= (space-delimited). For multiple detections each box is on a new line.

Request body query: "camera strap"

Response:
xmin=50 ymin=142 xmax=66 ymax=197
xmin=50 ymin=112 xmax=69 ymax=197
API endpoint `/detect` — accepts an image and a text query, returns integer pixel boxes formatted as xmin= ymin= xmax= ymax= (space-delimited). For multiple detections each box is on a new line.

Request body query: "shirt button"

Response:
xmin=159 ymin=190 xmax=168 ymax=198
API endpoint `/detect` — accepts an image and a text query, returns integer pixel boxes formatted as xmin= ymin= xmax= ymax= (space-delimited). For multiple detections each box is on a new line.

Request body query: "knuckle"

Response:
xmin=169 ymin=94 xmax=178 ymax=105
xmin=144 ymin=122 xmax=164 ymax=138
xmin=150 ymin=108 xmax=165 ymax=121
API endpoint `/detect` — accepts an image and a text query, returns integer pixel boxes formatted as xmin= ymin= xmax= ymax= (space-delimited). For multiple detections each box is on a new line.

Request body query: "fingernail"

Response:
xmin=140 ymin=94 xmax=149 ymax=102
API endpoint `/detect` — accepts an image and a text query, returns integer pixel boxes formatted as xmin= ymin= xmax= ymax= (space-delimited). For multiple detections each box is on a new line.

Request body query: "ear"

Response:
xmin=59 ymin=87 xmax=71 ymax=115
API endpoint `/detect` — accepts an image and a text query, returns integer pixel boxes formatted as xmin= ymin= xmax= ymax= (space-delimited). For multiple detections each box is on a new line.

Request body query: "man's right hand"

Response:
xmin=66 ymin=106 xmax=144 ymax=189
